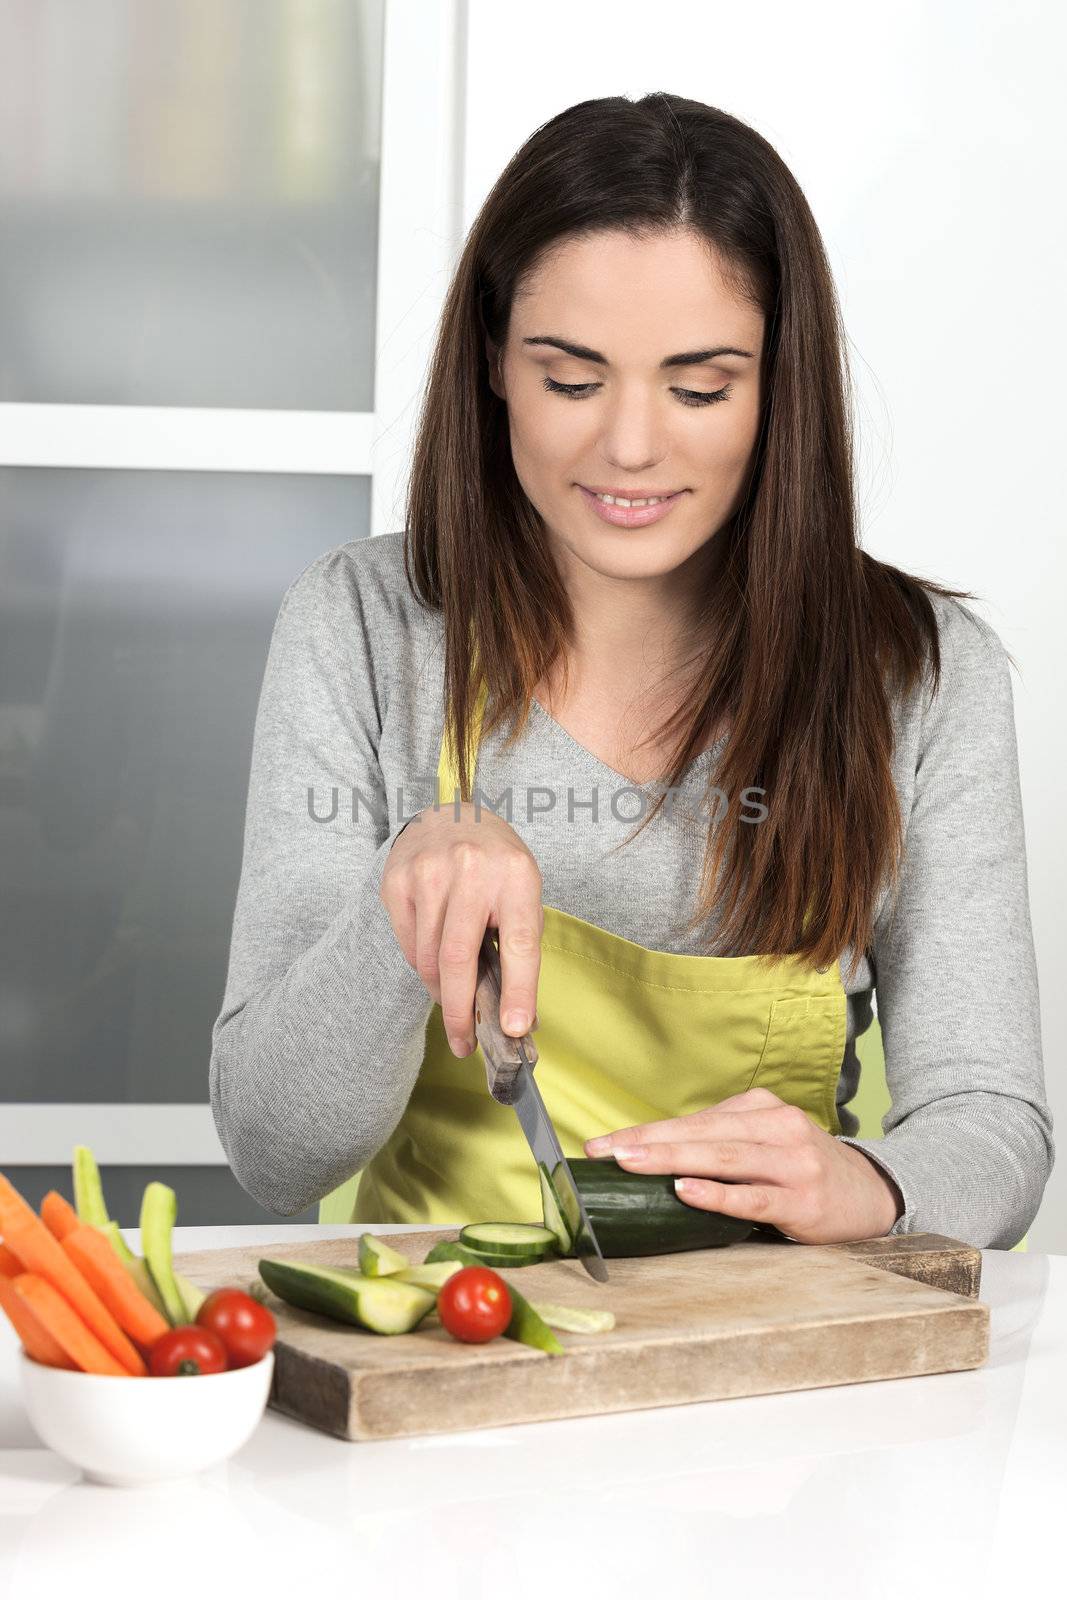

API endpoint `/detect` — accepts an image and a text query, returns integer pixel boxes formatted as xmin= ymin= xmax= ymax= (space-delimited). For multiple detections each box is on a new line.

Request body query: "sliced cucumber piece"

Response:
xmin=434 ymin=1241 xmax=548 ymax=1268
xmin=552 ymin=1162 xmax=583 ymax=1250
xmin=539 ymin=1163 xmax=573 ymax=1255
xmin=531 ymin=1302 xmax=615 ymax=1334
xmin=258 ymin=1259 xmax=434 ymax=1334
xmin=358 ymin=1233 xmax=410 ymax=1277
xmin=72 ymin=1144 xmax=110 ymax=1228
xmin=422 ymin=1243 xmax=563 ymax=1355
xmin=98 ymin=1217 xmax=136 ymax=1265
xmin=395 ymin=1261 xmax=463 ymax=1292
xmin=459 ymin=1223 xmax=559 ymax=1259
xmin=140 ymin=1181 xmax=189 ymax=1325
xmin=177 ymin=1273 xmax=207 ymax=1318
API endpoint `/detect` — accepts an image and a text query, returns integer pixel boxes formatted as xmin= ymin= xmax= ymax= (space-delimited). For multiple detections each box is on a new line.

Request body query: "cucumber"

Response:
xmin=551 ymin=1162 xmax=583 ymax=1250
xmin=459 ymin=1223 xmax=559 ymax=1260
xmin=539 ymin=1164 xmax=572 ymax=1254
xmin=98 ymin=1217 xmax=136 ymax=1265
xmin=72 ymin=1144 xmax=110 ymax=1228
xmin=140 ymin=1181 xmax=191 ymax=1325
xmin=422 ymin=1242 xmax=563 ymax=1355
xmin=502 ymin=1283 xmax=564 ymax=1356
xmin=395 ymin=1261 xmax=463 ymax=1291
xmin=530 ymin=1303 xmax=616 ymax=1334
xmin=358 ymin=1233 xmax=410 ymax=1277
xmin=122 ymin=1251 xmax=166 ymax=1315
xmin=565 ymin=1158 xmax=754 ymax=1256
xmin=258 ymin=1259 xmax=435 ymax=1334
xmin=176 ymin=1272 xmax=206 ymax=1319
xmin=433 ymin=1240 xmax=549 ymax=1268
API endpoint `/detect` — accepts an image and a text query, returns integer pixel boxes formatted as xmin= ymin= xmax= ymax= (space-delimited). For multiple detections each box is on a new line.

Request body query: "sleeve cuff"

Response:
xmin=836 ymin=1135 xmax=912 ymax=1236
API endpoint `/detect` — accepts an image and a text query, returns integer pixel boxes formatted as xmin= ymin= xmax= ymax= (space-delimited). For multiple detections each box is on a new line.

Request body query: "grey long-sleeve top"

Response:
xmin=208 ymin=532 xmax=1055 ymax=1247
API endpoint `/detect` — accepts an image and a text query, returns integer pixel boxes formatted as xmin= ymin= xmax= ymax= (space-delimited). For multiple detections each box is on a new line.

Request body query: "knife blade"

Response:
xmin=473 ymin=929 xmax=609 ymax=1283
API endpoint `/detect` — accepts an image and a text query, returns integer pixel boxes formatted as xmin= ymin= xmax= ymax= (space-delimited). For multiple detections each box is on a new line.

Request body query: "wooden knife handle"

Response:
xmin=474 ymin=928 xmax=539 ymax=1105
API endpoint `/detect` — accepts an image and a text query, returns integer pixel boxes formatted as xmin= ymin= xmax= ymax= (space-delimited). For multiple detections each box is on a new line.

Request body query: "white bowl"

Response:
xmin=17 ymin=1346 xmax=275 ymax=1487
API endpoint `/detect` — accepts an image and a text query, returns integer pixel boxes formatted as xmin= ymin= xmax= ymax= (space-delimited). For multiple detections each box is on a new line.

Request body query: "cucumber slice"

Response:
xmin=422 ymin=1243 xmax=563 ymax=1355
xmin=76 ymin=1148 xmax=205 ymax=1310
xmin=98 ymin=1217 xmax=136 ymax=1265
xmin=140 ymin=1181 xmax=190 ymax=1325
xmin=530 ymin=1302 xmax=615 ymax=1334
xmin=72 ymin=1144 xmax=110 ymax=1228
xmin=358 ymin=1233 xmax=410 ymax=1277
xmin=258 ymin=1259 xmax=434 ymax=1334
xmin=177 ymin=1273 xmax=207 ymax=1319
xmin=538 ymin=1164 xmax=573 ymax=1255
xmin=459 ymin=1223 xmax=559 ymax=1259
xmin=505 ymin=1287 xmax=565 ymax=1356
xmin=395 ymin=1261 xmax=463 ymax=1292
xmin=434 ymin=1241 xmax=549 ymax=1268
xmin=551 ymin=1162 xmax=583 ymax=1251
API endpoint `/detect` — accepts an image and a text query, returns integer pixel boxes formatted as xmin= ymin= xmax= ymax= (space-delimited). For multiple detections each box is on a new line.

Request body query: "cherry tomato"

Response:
xmin=148 ymin=1325 xmax=228 ymax=1377
xmin=436 ymin=1267 xmax=512 ymax=1344
xmin=195 ymin=1287 xmax=276 ymax=1368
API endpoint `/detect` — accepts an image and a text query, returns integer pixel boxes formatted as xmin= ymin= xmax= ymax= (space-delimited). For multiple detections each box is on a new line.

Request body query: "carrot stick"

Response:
xmin=0 ymin=1242 xmax=24 ymax=1276
xmin=61 ymin=1224 xmax=169 ymax=1349
xmin=0 ymin=1273 xmax=78 ymax=1368
xmin=0 ymin=1172 xmax=146 ymax=1376
xmin=9 ymin=1273 xmax=135 ymax=1376
xmin=40 ymin=1190 xmax=81 ymax=1242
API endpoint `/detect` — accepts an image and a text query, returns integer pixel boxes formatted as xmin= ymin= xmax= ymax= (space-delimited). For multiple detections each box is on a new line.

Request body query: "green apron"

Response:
xmin=320 ymin=687 xmax=847 ymax=1225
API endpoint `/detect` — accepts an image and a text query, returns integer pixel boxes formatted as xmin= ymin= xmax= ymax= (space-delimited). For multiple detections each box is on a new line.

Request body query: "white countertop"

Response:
xmin=1 ymin=1225 xmax=1064 ymax=1600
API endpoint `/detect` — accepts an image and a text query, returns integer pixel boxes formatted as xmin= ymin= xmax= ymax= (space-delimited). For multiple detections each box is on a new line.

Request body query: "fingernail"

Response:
xmin=675 ymin=1177 xmax=694 ymax=1194
xmin=448 ymin=1034 xmax=467 ymax=1056
xmin=504 ymin=1010 xmax=530 ymax=1034
xmin=612 ymin=1146 xmax=646 ymax=1161
xmin=586 ymin=1136 xmax=612 ymax=1155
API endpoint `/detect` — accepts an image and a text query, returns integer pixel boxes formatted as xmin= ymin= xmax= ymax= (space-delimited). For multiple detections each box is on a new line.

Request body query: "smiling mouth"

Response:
xmin=576 ymin=485 xmax=688 ymax=528
xmin=579 ymin=488 xmax=685 ymax=507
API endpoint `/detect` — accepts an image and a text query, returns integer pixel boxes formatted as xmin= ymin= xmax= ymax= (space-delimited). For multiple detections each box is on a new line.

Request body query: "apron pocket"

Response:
xmin=746 ymin=992 xmax=846 ymax=1134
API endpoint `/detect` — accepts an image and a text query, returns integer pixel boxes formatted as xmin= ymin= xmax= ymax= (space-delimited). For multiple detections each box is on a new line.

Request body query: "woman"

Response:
xmin=210 ymin=94 xmax=1053 ymax=1249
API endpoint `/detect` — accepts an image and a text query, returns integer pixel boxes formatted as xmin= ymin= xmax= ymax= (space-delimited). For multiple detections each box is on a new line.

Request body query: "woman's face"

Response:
xmin=488 ymin=227 xmax=766 ymax=587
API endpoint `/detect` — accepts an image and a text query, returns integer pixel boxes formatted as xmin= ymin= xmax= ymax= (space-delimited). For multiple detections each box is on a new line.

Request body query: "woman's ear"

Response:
xmin=485 ymin=339 xmax=506 ymax=401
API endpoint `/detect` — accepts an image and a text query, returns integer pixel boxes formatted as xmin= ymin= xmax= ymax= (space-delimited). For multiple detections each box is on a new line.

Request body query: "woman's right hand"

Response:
xmin=379 ymin=803 xmax=544 ymax=1058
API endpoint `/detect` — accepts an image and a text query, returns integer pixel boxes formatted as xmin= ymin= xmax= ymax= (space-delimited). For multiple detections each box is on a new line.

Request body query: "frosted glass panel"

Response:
xmin=0 ymin=0 xmax=384 ymax=409
xmin=0 ymin=464 xmax=371 ymax=1102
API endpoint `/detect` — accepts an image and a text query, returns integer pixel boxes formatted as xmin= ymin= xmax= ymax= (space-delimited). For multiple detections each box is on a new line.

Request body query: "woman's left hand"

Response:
xmin=583 ymin=1087 xmax=904 ymax=1243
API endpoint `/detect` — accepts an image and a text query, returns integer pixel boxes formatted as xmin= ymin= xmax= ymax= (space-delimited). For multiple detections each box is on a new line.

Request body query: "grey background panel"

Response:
xmin=0 ymin=464 xmax=371 ymax=1104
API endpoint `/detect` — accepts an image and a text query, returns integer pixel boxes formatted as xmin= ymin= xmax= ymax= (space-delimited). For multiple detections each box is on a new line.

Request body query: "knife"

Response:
xmin=473 ymin=928 xmax=609 ymax=1283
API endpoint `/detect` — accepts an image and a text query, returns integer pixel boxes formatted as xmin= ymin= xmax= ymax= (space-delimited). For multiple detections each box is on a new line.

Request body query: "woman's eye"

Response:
xmin=541 ymin=376 xmax=732 ymax=407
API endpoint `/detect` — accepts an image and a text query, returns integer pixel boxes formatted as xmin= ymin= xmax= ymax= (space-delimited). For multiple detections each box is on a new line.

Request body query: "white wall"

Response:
xmin=459 ymin=0 xmax=1066 ymax=1249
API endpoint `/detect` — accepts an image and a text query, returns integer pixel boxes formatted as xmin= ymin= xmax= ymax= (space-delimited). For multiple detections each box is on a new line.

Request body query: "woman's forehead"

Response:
xmin=513 ymin=230 xmax=765 ymax=357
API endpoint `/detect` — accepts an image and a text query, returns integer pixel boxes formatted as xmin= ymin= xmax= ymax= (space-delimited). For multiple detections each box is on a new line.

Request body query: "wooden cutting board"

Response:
xmin=173 ymin=1229 xmax=988 ymax=1442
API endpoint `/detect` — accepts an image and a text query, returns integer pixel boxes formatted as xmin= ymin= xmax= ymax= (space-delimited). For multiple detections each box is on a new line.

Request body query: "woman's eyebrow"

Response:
xmin=522 ymin=335 xmax=755 ymax=366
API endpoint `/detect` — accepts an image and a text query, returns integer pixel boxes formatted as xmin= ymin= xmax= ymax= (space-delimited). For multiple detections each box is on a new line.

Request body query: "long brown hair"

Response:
xmin=403 ymin=92 xmax=979 ymax=979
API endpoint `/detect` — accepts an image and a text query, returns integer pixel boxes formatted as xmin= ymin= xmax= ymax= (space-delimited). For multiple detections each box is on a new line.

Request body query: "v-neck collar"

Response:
xmin=528 ymin=695 xmax=726 ymax=789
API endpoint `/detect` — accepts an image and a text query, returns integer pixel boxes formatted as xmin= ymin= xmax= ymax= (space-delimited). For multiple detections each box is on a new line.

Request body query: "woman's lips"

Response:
xmin=578 ymin=485 xmax=686 ymax=528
